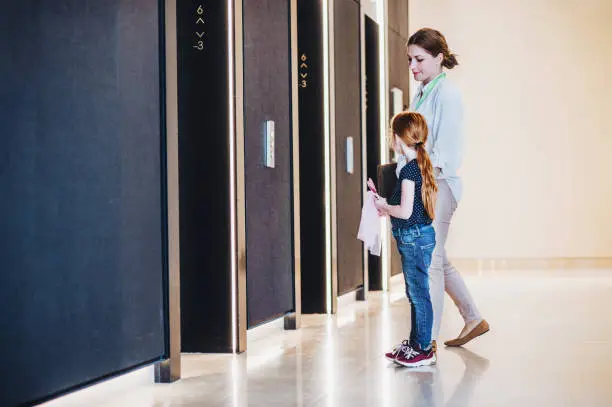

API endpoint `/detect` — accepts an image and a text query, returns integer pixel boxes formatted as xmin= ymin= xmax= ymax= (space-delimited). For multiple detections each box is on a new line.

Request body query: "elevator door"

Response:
xmin=335 ymin=0 xmax=364 ymax=295
xmin=244 ymin=0 xmax=294 ymax=327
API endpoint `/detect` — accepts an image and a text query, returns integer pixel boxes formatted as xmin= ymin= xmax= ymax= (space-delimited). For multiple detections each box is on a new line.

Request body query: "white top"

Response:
xmin=412 ymin=75 xmax=465 ymax=202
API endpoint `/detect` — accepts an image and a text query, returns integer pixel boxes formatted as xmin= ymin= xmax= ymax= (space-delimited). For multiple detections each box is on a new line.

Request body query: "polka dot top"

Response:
xmin=388 ymin=159 xmax=433 ymax=229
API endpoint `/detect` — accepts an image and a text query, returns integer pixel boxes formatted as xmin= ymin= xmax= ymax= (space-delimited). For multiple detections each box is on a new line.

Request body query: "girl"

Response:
xmin=374 ymin=112 xmax=437 ymax=367
xmin=407 ymin=28 xmax=488 ymax=347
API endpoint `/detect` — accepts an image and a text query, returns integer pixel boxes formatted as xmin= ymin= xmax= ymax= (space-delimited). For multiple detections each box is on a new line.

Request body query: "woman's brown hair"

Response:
xmin=391 ymin=112 xmax=437 ymax=219
xmin=408 ymin=28 xmax=458 ymax=69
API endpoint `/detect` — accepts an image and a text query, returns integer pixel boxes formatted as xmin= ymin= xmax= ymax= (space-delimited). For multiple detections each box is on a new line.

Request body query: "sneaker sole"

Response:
xmin=391 ymin=355 xmax=436 ymax=365
xmin=385 ymin=356 xmax=398 ymax=363
xmin=396 ymin=355 xmax=437 ymax=368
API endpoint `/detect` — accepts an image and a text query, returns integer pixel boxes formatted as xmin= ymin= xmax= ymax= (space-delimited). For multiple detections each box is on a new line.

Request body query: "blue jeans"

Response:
xmin=392 ymin=224 xmax=436 ymax=350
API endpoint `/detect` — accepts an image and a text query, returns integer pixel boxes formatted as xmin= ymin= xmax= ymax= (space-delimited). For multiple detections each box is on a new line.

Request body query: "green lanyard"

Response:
xmin=414 ymin=72 xmax=446 ymax=110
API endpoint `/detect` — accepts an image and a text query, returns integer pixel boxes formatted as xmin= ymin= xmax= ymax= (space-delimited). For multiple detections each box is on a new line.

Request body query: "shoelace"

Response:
xmin=402 ymin=346 xmax=420 ymax=360
xmin=392 ymin=340 xmax=410 ymax=355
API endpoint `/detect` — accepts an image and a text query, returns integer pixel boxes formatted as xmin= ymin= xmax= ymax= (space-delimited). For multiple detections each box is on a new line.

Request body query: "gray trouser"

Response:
xmin=430 ymin=180 xmax=482 ymax=340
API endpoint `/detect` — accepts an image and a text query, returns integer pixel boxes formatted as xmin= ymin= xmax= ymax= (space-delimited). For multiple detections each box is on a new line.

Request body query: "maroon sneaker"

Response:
xmin=395 ymin=345 xmax=436 ymax=367
xmin=385 ymin=340 xmax=410 ymax=363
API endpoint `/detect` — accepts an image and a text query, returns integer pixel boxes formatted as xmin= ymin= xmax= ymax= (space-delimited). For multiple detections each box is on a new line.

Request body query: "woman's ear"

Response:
xmin=436 ymin=52 xmax=444 ymax=65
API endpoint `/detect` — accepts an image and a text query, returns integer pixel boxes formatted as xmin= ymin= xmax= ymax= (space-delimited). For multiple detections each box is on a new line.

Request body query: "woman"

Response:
xmin=406 ymin=28 xmax=489 ymax=347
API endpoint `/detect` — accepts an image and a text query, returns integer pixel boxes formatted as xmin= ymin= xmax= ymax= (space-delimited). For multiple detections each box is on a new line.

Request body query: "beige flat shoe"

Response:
xmin=444 ymin=320 xmax=490 ymax=347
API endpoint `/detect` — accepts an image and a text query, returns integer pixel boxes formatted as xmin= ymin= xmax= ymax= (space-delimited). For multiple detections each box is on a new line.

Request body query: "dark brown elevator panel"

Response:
xmin=243 ymin=0 xmax=294 ymax=328
xmin=334 ymin=0 xmax=363 ymax=295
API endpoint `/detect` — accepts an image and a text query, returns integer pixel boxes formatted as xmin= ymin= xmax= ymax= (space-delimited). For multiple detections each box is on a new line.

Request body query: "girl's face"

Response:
xmin=407 ymin=44 xmax=443 ymax=83
xmin=393 ymin=134 xmax=417 ymax=159
xmin=392 ymin=135 xmax=403 ymax=155
xmin=393 ymin=135 xmax=411 ymax=156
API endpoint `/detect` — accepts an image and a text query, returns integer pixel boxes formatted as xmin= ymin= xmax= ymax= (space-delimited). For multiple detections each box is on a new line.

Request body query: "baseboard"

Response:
xmin=37 ymin=365 xmax=154 ymax=407
xmin=247 ymin=315 xmax=286 ymax=344
xmin=450 ymin=258 xmax=612 ymax=271
xmin=337 ymin=288 xmax=361 ymax=308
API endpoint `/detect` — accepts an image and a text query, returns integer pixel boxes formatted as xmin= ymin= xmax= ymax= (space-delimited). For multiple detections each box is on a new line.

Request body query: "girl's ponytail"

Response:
xmin=391 ymin=112 xmax=438 ymax=219
xmin=415 ymin=143 xmax=437 ymax=219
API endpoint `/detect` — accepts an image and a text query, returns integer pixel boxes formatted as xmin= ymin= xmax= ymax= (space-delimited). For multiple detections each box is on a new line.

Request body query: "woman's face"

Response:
xmin=407 ymin=44 xmax=443 ymax=83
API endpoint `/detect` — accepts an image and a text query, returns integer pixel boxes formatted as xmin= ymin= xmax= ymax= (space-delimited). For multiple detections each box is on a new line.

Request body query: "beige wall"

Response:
xmin=409 ymin=0 xmax=612 ymax=259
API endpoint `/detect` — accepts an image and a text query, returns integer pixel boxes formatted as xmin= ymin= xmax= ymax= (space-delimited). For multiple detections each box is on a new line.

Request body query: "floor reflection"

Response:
xmin=396 ymin=347 xmax=491 ymax=407
xmin=50 ymin=270 xmax=612 ymax=407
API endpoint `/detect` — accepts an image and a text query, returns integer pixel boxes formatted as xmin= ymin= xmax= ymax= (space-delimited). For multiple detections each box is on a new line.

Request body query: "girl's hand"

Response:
xmin=373 ymin=196 xmax=388 ymax=213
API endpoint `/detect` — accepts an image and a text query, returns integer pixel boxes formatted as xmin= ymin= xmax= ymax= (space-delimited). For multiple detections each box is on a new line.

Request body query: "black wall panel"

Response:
xmin=334 ymin=0 xmax=364 ymax=295
xmin=243 ymin=0 xmax=294 ymax=327
xmin=0 ymin=1 xmax=166 ymax=405
xmin=297 ymin=0 xmax=327 ymax=313
xmin=178 ymin=1 xmax=232 ymax=352
xmin=365 ymin=16 xmax=383 ymax=290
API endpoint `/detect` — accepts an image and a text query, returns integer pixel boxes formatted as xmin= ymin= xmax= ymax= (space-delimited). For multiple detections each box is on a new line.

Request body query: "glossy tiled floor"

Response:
xmin=51 ymin=270 xmax=612 ymax=406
